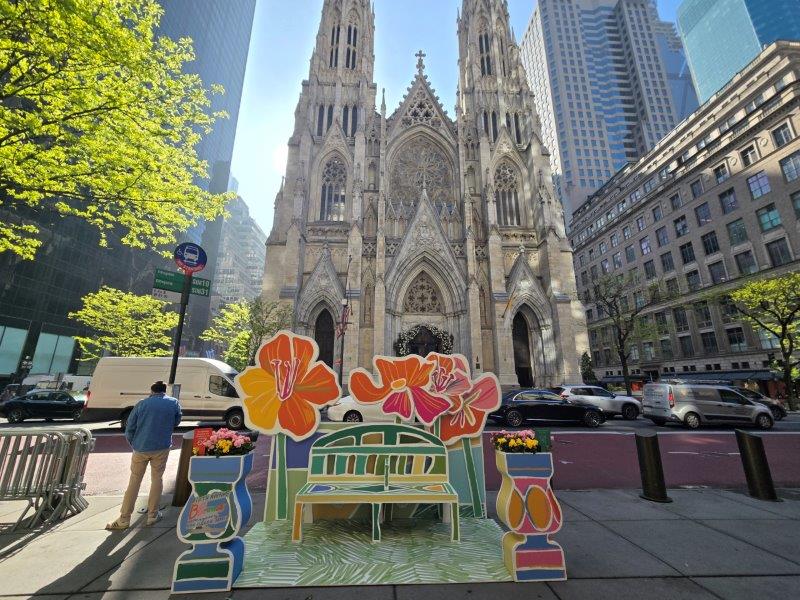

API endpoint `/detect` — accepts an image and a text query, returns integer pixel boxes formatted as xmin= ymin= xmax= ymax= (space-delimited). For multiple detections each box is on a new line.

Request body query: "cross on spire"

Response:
xmin=415 ymin=49 xmax=426 ymax=74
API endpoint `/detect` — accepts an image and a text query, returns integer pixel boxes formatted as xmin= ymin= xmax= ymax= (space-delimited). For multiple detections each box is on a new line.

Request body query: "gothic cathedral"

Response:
xmin=262 ymin=0 xmax=588 ymax=387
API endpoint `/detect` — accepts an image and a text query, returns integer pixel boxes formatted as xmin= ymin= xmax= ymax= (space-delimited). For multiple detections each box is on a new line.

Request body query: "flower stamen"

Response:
xmin=271 ymin=357 xmax=301 ymax=400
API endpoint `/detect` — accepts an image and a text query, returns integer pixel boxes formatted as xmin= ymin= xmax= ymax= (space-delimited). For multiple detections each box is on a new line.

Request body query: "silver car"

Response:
xmin=642 ymin=383 xmax=773 ymax=430
xmin=552 ymin=385 xmax=641 ymax=420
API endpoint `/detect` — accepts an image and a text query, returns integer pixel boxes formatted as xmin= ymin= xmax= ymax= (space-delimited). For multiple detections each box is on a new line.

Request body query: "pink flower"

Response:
xmin=233 ymin=439 xmax=243 ymax=448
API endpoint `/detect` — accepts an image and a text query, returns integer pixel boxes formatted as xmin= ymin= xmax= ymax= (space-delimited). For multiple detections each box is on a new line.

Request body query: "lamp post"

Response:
xmin=336 ymin=254 xmax=353 ymax=388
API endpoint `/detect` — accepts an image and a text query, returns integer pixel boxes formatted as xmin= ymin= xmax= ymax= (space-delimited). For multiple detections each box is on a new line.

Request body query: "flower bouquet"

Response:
xmin=491 ymin=430 xmax=540 ymax=453
xmin=193 ymin=428 xmax=254 ymax=457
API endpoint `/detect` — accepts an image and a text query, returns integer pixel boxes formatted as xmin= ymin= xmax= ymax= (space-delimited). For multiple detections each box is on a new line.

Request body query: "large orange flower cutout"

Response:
xmin=440 ymin=373 xmax=502 ymax=444
xmin=236 ymin=331 xmax=341 ymax=441
xmin=349 ymin=355 xmax=451 ymax=424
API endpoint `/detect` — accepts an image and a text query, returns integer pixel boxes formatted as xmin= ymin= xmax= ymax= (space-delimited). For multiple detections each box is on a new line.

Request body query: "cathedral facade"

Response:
xmin=262 ymin=0 xmax=588 ymax=387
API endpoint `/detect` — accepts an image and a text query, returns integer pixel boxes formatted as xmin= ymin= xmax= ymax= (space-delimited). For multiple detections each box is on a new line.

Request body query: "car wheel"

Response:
xmin=583 ymin=410 xmax=602 ymax=428
xmin=7 ymin=408 xmax=24 ymax=423
xmin=505 ymin=409 xmax=524 ymax=428
xmin=770 ymin=406 xmax=784 ymax=421
xmin=650 ymin=417 xmax=667 ymax=426
xmin=756 ymin=413 xmax=774 ymax=430
xmin=343 ymin=410 xmax=363 ymax=423
xmin=72 ymin=409 xmax=83 ymax=422
xmin=621 ymin=403 xmax=639 ymax=420
xmin=120 ymin=409 xmax=132 ymax=432
xmin=684 ymin=412 xmax=701 ymax=430
xmin=225 ymin=409 xmax=245 ymax=430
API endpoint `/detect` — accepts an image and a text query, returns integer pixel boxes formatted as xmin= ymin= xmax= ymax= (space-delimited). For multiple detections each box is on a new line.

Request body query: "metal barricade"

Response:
xmin=0 ymin=427 xmax=94 ymax=530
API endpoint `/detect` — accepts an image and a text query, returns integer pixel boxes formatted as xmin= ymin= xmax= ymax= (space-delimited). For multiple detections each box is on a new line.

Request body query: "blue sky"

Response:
xmin=231 ymin=0 xmax=682 ymax=233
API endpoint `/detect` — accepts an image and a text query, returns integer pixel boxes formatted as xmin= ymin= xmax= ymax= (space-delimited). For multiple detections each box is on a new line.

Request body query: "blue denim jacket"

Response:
xmin=125 ymin=393 xmax=182 ymax=452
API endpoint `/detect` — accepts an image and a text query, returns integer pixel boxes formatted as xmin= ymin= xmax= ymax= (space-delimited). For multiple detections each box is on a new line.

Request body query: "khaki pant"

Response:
xmin=120 ymin=449 xmax=170 ymax=520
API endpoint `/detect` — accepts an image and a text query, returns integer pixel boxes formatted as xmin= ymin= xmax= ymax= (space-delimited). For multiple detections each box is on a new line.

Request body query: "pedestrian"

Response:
xmin=106 ymin=381 xmax=182 ymax=530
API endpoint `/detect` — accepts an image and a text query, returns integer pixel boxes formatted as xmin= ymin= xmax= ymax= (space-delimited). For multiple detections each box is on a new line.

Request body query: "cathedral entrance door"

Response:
xmin=512 ymin=313 xmax=534 ymax=388
xmin=409 ymin=326 xmax=439 ymax=356
xmin=314 ymin=310 xmax=335 ymax=368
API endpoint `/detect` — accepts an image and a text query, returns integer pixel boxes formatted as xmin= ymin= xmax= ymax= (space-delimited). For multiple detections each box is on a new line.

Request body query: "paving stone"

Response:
xmin=558 ymin=489 xmax=680 ymax=521
xmin=699 ymin=519 xmax=800 ymax=565
xmin=548 ymin=577 xmax=717 ymax=599
xmin=712 ymin=489 xmax=800 ymax=519
xmin=691 ymin=575 xmax=800 ymax=599
xmin=662 ymin=489 xmax=787 ymax=520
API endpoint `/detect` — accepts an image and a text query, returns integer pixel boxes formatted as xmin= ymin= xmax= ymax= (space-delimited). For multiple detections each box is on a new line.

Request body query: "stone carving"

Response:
xmin=403 ymin=272 xmax=443 ymax=313
xmin=412 ymin=214 xmax=444 ymax=253
xmin=389 ymin=136 xmax=453 ymax=210
xmin=401 ymin=87 xmax=442 ymax=130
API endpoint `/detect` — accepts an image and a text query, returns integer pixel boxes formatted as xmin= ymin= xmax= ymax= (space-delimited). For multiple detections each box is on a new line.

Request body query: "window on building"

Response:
xmin=670 ymin=193 xmax=682 ymax=210
xmin=735 ymin=250 xmax=758 ymax=275
xmin=479 ymin=31 xmax=492 ymax=76
xmin=319 ymin=156 xmax=347 ymax=221
xmin=666 ymin=278 xmax=679 ymax=296
xmin=652 ymin=206 xmax=663 ymax=222
xmin=674 ymin=215 xmax=689 ymax=237
xmin=690 ymin=179 xmax=703 ymax=199
xmin=494 ymin=163 xmax=521 ymax=226
xmin=740 ymin=144 xmax=758 ymax=167
xmin=643 ymin=342 xmax=655 ymax=361
xmin=727 ymin=327 xmax=747 ymax=352
xmin=660 ymin=338 xmax=673 ymax=359
xmin=611 ymin=232 xmax=620 ymax=247
xmin=720 ymin=297 xmax=738 ymax=323
xmin=701 ymin=331 xmax=718 ymax=354
xmin=637 ymin=215 xmax=646 ymax=231
xmin=766 ymin=238 xmax=792 ymax=267
xmin=747 ymin=171 xmax=771 ymax=199
xmin=793 ymin=191 xmax=800 ymax=218
xmin=686 ymin=270 xmax=701 ymax=291
xmin=590 ymin=265 xmax=598 ymax=280
xmin=345 ymin=23 xmax=358 ymax=69
xmin=679 ymin=335 xmax=694 ymax=357
xmin=613 ymin=252 xmax=623 ymax=269
xmin=656 ymin=226 xmax=669 ymax=247
xmin=727 ymin=219 xmax=748 ymax=246
xmin=695 ymin=203 xmax=712 ymax=226
xmin=655 ymin=311 xmax=669 ymax=334
xmin=758 ymin=329 xmax=780 ymax=350
xmin=674 ymin=307 xmax=689 ymax=331
xmin=644 ymin=260 xmax=656 ymax=279
xmin=694 ymin=302 xmax=712 ymax=328
xmin=781 ymin=151 xmax=800 ymax=182
xmin=679 ymin=242 xmax=695 ymax=264
xmin=757 ymin=204 xmax=781 ymax=232
xmin=772 ymin=123 xmax=793 ymax=148
xmin=660 ymin=251 xmax=675 ymax=272
xmin=599 ymin=241 xmax=608 ymax=254
xmin=708 ymin=261 xmax=727 ymax=284
xmin=329 ymin=23 xmax=340 ymax=68
xmin=634 ymin=290 xmax=645 ymax=309
xmin=640 ymin=237 xmax=651 ymax=255
xmin=719 ymin=189 xmax=738 ymax=214
xmin=601 ymin=258 xmax=610 ymax=274
xmin=623 ymin=225 xmax=632 ymax=240
xmin=714 ymin=163 xmax=730 ymax=184
xmin=625 ymin=245 xmax=636 ymax=263
xmin=701 ymin=231 xmax=720 ymax=255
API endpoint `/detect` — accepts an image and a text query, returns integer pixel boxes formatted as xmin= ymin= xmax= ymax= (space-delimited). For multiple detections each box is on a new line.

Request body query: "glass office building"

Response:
xmin=678 ymin=0 xmax=800 ymax=103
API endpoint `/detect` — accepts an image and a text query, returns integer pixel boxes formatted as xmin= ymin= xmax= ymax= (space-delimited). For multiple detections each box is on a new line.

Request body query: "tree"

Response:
xmin=69 ymin=286 xmax=179 ymax=360
xmin=728 ymin=272 xmax=800 ymax=410
xmin=580 ymin=351 xmax=598 ymax=384
xmin=201 ymin=298 xmax=293 ymax=371
xmin=591 ymin=273 xmax=662 ymax=395
xmin=0 ymin=0 xmax=231 ymax=260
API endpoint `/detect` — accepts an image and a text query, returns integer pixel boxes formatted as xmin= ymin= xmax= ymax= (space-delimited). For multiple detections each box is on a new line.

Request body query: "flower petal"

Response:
xmin=350 ymin=369 xmax=390 ymax=404
xmin=292 ymin=334 xmax=318 ymax=380
xmin=241 ymin=369 xmax=282 ymax=434
xmin=407 ymin=357 xmax=435 ymax=387
xmin=296 ymin=362 xmax=341 ymax=406
xmin=383 ymin=390 xmax=413 ymax=420
xmin=257 ymin=331 xmax=291 ymax=374
xmin=410 ymin=387 xmax=451 ymax=425
xmin=375 ymin=357 xmax=400 ymax=384
xmin=440 ymin=406 xmax=487 ymax=443
xmin=464 ymin=374 xmax=502 ymax=411
xmin=238 ymin=366 xmax=276 ymax=397
xmin=278 ymin=394 xmax=319 ymax=441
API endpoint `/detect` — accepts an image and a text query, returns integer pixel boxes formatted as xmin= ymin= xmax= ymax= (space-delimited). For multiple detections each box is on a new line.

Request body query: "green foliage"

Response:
xmin=201 ymin=298 xmax=293 ymax=371
xmin=69 ymin=286 xmax=179 ymax=360
xmin=580 ymin=352 xmax=598 ymax=384
xmin=0 ymin=0 xmax=232 ymax=259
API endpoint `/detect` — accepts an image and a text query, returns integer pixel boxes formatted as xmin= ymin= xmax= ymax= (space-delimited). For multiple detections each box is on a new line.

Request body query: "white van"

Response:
xmin=86 ymin=357 xmax=243 ymax=430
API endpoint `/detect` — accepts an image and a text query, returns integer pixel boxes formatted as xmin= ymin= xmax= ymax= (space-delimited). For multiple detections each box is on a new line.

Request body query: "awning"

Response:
xmin=600 ymin=375 xmax=646 ymax=384
xmin=664 ymin=370 xmax=778 ymax=382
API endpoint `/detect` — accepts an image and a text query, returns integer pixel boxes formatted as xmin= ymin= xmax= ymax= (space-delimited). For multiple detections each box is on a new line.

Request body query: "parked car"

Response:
xmin=488 ymin=389 xmax=605 ymax=428
xmin=642 ymin=383 xmax=773 ymax=430
xmin=551 ymin=385 xmax=641 ymax=420
xmin=733 ymin=388 xmax=786 ymax=421
xmin=0 ymin=389 xmax=85 ymax=423
xmin=326 ymin=395 xmax=393 ymax=422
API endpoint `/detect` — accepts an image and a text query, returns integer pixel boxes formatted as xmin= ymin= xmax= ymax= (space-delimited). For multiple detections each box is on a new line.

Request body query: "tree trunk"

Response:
xmin=618 ymin=350 xmax=632 ymax=396
xmin=782 ymin=353 xmax=798 ymax=411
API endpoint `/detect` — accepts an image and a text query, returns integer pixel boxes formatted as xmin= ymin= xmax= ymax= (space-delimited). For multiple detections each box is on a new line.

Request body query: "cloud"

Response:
xmin=271 ymin=144 xmax=288 ymax=176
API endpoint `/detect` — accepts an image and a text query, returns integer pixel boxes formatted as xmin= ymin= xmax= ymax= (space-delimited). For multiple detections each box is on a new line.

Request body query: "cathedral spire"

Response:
xmin=311 ymin=0 xmax=375 ymax=83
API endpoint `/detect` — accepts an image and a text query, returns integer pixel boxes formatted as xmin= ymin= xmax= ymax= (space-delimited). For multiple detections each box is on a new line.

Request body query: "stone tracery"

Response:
xmin=403 ymin=272 xmax=443 ymax=314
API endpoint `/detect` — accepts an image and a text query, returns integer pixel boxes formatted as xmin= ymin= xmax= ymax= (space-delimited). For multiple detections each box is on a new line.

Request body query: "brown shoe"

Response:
xmin=105 ymin=518 xmax=130 ymax=531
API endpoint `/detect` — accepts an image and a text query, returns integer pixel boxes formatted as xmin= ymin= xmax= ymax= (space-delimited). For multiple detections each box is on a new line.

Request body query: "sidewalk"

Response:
xmin=1 ymin=488 xmax=799 ymax=599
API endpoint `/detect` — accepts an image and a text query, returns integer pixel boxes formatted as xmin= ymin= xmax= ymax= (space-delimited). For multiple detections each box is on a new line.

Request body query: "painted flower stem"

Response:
xmin=462 ymin=436 xmax=483 ymax=518
xmin=276 ymin=432 xmax=288 ymax=520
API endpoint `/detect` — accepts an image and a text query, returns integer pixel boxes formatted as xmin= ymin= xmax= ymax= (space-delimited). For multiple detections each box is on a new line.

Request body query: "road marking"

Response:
xmin=668 ymin=451 xmax=699 ymax=455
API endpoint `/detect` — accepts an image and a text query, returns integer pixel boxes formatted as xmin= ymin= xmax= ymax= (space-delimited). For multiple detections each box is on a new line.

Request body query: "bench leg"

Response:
xmin=292 ymin=502 xmax=303 ymax=543
xmin=442 ymin=503 xmax=451 ymax=523
xmin=451 ymin=502 xmax=460 ymax=542
xmin=385 ymin=503 xmax=394 ymax=523
xmin=371 ymin=503 xmax=381 ymax=542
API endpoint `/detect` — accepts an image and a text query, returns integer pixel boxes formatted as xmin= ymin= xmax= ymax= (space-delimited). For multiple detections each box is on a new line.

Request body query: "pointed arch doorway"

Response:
xmin=512 ymin=312 xmax=534 ymax=388
xmin=314 ymin=309 xmax=335 ymax=368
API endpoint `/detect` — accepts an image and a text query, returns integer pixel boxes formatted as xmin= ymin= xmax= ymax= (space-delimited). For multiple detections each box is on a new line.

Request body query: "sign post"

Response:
xmin=169 ymin=243 xmax=207 ymax=385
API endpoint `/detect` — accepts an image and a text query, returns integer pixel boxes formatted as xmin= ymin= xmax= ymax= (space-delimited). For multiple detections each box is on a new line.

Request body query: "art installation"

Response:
xmin=172 ymin=331 xmax=568 ymax=591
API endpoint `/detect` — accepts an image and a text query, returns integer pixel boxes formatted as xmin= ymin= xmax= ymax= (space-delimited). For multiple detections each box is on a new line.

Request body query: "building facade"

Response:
xmin=210 ymin=196 xmax=267 ymax=316
xmin=678 ymin=0 xmax=800 ymax=103
xmin=262 ymin=0 xmax=587 ymax=388
xmin=520 ymin=0 xmax=698 ymax=219
xmin=569 ymin=41 xmax=800 ymax=385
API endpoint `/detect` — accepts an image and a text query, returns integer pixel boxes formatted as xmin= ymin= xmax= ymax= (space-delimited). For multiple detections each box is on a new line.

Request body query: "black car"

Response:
xmin=0 ymin=389 xmax=85 ymax=423
xmin=489 ymin=389 xmax=605 ymax=428
xmin=735 ymin=388 xmax=787 ymax=421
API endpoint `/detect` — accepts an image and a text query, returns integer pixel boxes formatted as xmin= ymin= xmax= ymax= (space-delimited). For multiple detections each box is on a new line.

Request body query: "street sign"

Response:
xmin=174 ymin=242 xmax=207 ymax=274
xmin=154 ymin=269 xmax=211 ymax=297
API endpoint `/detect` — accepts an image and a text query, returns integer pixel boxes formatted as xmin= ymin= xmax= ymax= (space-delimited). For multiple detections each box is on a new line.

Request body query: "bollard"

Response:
xmin=735 ymin=429 xmax=779 ymax=501
xmin=635 ymin=432 xmax=672 ymax=503
xmin=171 ymin=431 xmax=194 ymax=507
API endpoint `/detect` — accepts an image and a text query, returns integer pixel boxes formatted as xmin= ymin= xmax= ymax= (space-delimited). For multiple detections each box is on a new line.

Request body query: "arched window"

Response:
xmin=482 ymin=111 xmax=489 ymax=137
xmin=491 ymin=111 xmax=498 ymax=142
xmin=314 ymin=310 xmax=335 ymax=368
xmin=499 ymin=36 xmax=507 ymax=77
xmin=514 ymin=113 xmax=522 ymax=144
xmin=350 ymin=104 xmax=358 ymax=136
xmin=506 ymin=112 xmax=512 ymax=132
xmin=495 ymin=163 xmax=521 ymax=226
xmin=479 ymin=31 xmax=492 ymax=76
xmin=317 ymin=105 xmax=325 ymax=136
xmin=326 ymin=105 xmax=333 ymax=131
xmin=342 ymin=106 xmax=349 ymax=135
xmin=329 ymin=24 xmax=340 ymax=68
xmin=403 ymin=273 xmax=443 ymax=313
xmin=346 ymin=24 xmax=358 ymax=69
xmin=320 ymin=157 xmax=347 ymax=221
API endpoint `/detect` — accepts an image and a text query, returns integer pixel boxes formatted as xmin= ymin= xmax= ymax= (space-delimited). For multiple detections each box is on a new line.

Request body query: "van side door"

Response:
xmin=718 ymin=389 xmax=755 ymax=423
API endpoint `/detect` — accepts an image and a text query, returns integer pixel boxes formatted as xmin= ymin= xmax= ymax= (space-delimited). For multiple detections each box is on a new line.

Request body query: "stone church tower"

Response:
xmin=262 ymin=0 xmax=588 ymax=387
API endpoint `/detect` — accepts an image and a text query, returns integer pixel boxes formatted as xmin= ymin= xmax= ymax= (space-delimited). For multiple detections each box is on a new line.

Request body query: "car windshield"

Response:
xmin=737 ymin=388 xmax=762 ymax=400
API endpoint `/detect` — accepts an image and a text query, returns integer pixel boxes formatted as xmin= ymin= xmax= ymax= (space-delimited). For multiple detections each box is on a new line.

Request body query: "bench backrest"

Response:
xmin=307 ymin=423 xmax=448 ymax=485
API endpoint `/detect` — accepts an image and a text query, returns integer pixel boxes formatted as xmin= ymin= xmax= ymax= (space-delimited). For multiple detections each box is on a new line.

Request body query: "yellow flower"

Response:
xmin=525 ymin=438 xmax=535 ymax=449
xmin=497 ymin=437 xmax=507 ymax=444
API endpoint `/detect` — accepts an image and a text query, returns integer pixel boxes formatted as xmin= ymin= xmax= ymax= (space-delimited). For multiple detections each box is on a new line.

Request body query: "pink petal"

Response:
xmin=464 ymin=374 xmax=501 ymax=411
xmin=410 ymin=387 xmax=452 ymax=425
xmin=383 ymin=390 xmax=413 ymax=420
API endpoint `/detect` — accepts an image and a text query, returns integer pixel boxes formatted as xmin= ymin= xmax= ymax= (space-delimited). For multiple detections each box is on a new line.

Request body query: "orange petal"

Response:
xmin=278 ymin=394 xmax=318 ymax=441
xmin=292 ymin=335 xmax=317 ymax=380
xmin=375 ymin=357 xmax=400 ymax=384
xmin=257 ymin=331 xmax=291 ymax=374
xmin=296 ymin=362 xmax=341 ymax=406
xmin=408 ymin=358 xmax=434 ymax=387
xmin=350 ymin=368 xmax=391 ymax=404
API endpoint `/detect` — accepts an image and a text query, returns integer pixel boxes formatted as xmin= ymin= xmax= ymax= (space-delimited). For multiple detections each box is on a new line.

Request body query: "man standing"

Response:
xmin=106 ymin=381 xmax=182 ymax=530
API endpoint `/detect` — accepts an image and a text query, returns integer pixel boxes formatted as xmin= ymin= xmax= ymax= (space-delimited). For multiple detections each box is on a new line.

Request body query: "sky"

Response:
xmin=230 ymin=0 xmax=682 ymax=234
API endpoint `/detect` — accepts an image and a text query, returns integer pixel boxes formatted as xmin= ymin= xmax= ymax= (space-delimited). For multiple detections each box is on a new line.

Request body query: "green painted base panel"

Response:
xmin=235 ymin=518 xmax=512 ymax=587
